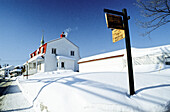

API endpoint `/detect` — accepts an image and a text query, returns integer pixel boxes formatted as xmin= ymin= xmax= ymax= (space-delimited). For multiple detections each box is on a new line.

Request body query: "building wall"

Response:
xmin=25 ymin=37 xmax=80 ymax=74
xmin=45 ymin=38 xmax=80 ymax=71
xmin=37 ymin=62 xmax=45 ymax=72
xmin=57 ymin=59 xmax=75 ymax=71
xmin=45 ymin=54 xmax=57 ymax=72
xmin=79 ymin=57 xmax=124 ymax=72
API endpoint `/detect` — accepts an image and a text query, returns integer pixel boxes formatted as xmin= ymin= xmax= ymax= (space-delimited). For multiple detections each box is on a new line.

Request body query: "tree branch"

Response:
xmin=165 ymin=0 xmax=170 ymax=12
xmin=136 ymin=0 xmax=170 ymax=36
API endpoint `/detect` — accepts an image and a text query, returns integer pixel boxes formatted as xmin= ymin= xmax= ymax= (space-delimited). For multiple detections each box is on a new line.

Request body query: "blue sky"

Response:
xmin=0 ymin=0 xmax=169 ymax=66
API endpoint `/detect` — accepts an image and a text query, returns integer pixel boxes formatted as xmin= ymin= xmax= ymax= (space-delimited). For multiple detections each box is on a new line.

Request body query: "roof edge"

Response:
xmin=47 ymin=37 xmax=79 ymax=48
xmin=78 ymin=54 xmax=124 ymax=64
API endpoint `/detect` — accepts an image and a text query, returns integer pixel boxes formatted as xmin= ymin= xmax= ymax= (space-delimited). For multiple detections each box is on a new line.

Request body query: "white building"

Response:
xmin=10 ymin=65 xmax=23 ymax=77
xmin=23 ymin=33 xmax=80 ymax=75
xmin=0 ymin=65 xmax=14 ymax=78
xmin=78 ymin=45 xmax=170 ymax=72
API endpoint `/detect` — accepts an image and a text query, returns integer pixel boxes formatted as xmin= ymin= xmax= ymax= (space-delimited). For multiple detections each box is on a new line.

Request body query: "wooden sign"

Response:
xmin=105 ymin=13 xmax=123 ymax=29
xmin=112 ymin=29 xmax=125 ymax=43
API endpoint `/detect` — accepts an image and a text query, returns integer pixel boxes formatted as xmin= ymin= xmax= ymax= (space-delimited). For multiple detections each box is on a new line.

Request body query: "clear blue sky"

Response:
xmin=0 ymin=0 xmax=169 ymax=66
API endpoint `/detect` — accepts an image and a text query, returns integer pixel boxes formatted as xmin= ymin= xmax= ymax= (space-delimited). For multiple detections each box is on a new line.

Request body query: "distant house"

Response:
xmin=0 ymin=65 xmax=14 ymax=78
xmin=23 ymin=33 xmax=80 ymax=75
xmin=10 ymin=65 xmax=23 ymax=77
xmin=78 ymin=45 xmax=170 ymax=72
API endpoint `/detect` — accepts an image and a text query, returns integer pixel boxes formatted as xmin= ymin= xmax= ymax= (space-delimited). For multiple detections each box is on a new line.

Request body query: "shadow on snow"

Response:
xmin=18 ymin=72 xmax=170 ymax=111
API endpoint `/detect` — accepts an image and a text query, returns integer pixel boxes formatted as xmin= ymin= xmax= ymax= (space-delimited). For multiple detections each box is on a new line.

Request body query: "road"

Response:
xmin=0 ymin=77 xmax=35 ymax=112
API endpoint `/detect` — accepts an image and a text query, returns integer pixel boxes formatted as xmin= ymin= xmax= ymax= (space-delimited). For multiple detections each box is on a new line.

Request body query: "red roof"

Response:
xmin=30 ymin=43 xmax=47 ymax=58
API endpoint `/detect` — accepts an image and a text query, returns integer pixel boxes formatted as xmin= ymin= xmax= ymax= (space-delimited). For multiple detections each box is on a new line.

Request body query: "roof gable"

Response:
xmin=47 ymin=37 xmax=79 ymax=48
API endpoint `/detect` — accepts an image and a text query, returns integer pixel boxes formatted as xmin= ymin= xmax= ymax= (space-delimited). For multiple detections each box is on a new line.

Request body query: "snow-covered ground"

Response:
xmin=17 ymin=65 xmax=170 ymax=112
xmin=0 ymin=77 xmax=35 ymax=112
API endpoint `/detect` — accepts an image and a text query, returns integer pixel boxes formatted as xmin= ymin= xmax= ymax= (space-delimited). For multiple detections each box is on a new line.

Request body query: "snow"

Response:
xmin=17 ymin=64 xmax=170 ymax=112
xmin=56 ymin=56 xmax=76 ymax=60
xmin=16 ymin=45 xmax=170 ymax=112
xmin=78 ymin=45 xmax=170 ymax=72
xmin=0 ymin=65 xmax=14 ymax=70
xmin=78 ymin=49 xmax=125 ymax=63
xmin=10 ymin=69 xmax=22 ymax=73
xmin=0 ymin=77 xmax=35 ymax=112
xmin=28 ymin=54 xmax=44 ymax=63
xmin=78 ymin=44 xmax=170 ymax=63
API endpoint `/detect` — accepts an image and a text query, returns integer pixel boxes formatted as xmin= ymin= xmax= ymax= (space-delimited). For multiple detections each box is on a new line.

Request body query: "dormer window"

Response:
xmin=30 ymin=54 xmax=33 ymax=58
xmin=71 ymin=51 xmax=74 ymax=56
xmin=37 ymin=49 xmax=39 ymax=54
xmin=41 ymin=47 xmax=44 ymax=54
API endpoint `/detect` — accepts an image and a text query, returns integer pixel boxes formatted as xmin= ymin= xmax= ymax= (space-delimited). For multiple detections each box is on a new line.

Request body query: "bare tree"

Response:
xmin=136 ymin=0 xmax=170 ymax=36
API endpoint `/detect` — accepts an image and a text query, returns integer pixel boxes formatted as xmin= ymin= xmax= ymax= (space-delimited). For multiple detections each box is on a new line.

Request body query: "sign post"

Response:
xmin=104 ymin=8 xmax=135 ymax=95
xmin=122 ymin=9 xmax=135 ymax=95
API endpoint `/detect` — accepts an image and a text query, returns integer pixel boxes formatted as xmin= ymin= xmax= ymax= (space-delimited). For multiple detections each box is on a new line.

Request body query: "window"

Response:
xmin=61 ymin=62 xmax=64 ymax=68
xmin=33 ymin=63 xmax=36 ymax=69
xmin=41 ymin=47 xmax=44 ymax=53
xmin=30 ymin=54 xmax=33 ymax=58
xmin=38 ymin=63 xmax=41 ymax=70
xmin=165 ymin=57 xmax=170 ymax=65
xmin=37 ymin=49 xmax=39 ymax=54
xmin=52 ymin=48 xmax=56 ymax=54
xmin=57 ymin=62 xmax=58 ymax=67
xmin=70 ymin=51 xmax=74 ymax=56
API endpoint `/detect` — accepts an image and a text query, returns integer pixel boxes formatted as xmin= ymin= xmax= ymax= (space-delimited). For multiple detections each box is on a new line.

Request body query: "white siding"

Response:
xmin=26 ymin=37 xmax=80 ymax=74
xmin=58 ymin=59 xmax=75 ymax=71
xmin=45 ymin=54 xmax=57 ymax=72
xmin=46 ymin=38 xmax=78 ymax=57
xmin=79 ymin=57 xmax=124 ymax=72
xmin=46 ymin=38 xmax=80 ymax=71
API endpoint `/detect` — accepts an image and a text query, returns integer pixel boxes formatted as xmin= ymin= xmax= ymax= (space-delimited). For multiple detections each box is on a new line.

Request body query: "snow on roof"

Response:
xmin=78 ymin=49 xmax=125 ymax=63
xmin=15 ymin=65 xmax=23 ymax=68
xmin=0 ymin=65 xmax=14 ymax=70
xmin=56 ymin=56 xmax=76 ymax=60
xmin=10 ymin=69 xmax=22 ymax=73
xmin=131 ymin=44 xmax=170 ymax=57
xmin=28 ymin=54 xmax=44 ymax=63
xmin=78 ymin=45 xmax=170 ymax=63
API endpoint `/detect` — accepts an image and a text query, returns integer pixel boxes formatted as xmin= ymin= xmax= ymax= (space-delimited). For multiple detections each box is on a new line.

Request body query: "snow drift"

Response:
xmin=17 ymin=66 xmax=170 ymax=112
xmin=78 ymin=45 xmax=170 ymax=73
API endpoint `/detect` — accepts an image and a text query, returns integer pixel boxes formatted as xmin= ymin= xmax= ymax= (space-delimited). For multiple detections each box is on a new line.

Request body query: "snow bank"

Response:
xmin=17 ymin=66 xmax=170 ymax=112
xmin=78 ymin=45 xmax=170 ymax=73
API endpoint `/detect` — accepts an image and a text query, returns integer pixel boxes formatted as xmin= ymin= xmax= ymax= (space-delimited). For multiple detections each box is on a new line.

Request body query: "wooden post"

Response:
xmin=26 ymin=63 xmax=28 ymax=79
xmin=104 ymin=8 xmax=135 ymax=95
xmin=122 ymin=8 xmax=135 ymax=95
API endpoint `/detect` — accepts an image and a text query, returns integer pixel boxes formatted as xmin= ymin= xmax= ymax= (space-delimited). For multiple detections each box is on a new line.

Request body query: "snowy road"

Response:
xmin=0 ymin=78 xmax=35 ymax=112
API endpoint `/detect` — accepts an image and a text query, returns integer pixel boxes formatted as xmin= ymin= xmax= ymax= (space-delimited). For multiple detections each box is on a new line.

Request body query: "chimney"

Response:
xmin=60 ymin=32 xmax=65 ymax=38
